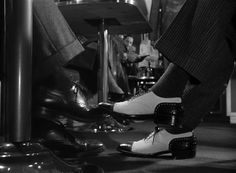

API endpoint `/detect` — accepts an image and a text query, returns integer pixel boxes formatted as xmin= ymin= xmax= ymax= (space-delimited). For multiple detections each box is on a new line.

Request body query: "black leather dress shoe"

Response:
xmin=79 ymin=163 xmax=104 ymax=173
xmin=108 ymin=92 xmax=126 ymax=102
xmin=32 ymin=117 xmax=105 ymax=159
xmin=33 ymin=85 xmax=105 ymax=122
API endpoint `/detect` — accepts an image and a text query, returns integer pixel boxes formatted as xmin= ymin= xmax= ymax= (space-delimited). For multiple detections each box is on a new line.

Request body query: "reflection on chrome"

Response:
xmin=56 ymin=0 xmax=138 ymax=6
xmin=5 ymin=144 xmax=11 ymax=147
xmin=0 ymin=165 xmax=5 ymax=169
xmin=75 ymin=0 xmax=83 ymax=3
xmin=125 ymin=0 xmax=134 ymax=5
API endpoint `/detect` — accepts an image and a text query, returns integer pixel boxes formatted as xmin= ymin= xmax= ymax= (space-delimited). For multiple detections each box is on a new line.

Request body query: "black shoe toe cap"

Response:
xmin=98 ymin=102 xmax=114 ymax=113
xmin=117 ymin=143 xmax=132 ymax=153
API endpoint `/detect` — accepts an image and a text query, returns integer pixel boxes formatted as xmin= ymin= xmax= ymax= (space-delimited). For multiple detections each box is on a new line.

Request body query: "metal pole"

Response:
xmin=0 ymin=0 xmax=6 ymax=137
xmin=5 ymin=0 xmax=32 ymax=142
xmin=98 ymin=19 xmax=109 ymax=102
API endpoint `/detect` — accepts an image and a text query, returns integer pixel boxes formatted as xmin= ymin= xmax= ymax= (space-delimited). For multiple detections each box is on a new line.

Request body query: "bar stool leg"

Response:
xmin=0 ymin=0 xmax=104 ymax=172
xmin=88 ymin=19 xmax=131 ymax=133
xmin=98 ymin=19 xmax=108 ymax=103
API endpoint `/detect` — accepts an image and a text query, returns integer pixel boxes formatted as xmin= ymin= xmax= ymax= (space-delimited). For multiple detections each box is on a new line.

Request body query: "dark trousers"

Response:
xmin=154 ymin=0 xmax=236 ymax=130
xmin=33 ymin=0 xmax=96 ymax=88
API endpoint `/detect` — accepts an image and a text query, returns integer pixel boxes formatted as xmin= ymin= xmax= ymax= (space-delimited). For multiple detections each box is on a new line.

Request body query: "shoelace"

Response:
xmin=70 ymin=82 xmax=88 ymax=98
xmin=70 ymin=81 xmax=87 ymax=94
xmin=70 ymin=82 xmax=88 ymax=109
xmin=144 ymin=127 xmax=162 ymax=144
xmin=129 ymin=90 xmax=151 ymax=101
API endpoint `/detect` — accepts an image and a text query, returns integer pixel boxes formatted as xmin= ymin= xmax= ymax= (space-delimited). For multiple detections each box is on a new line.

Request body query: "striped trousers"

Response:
xmin=155 ymin=0 xmax=236 ymax=129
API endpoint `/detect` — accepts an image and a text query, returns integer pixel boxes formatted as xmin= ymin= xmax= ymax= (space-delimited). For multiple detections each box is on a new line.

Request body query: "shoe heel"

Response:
xmin=154 ymin=103 xmax=184 ymax=128
xmin=170 ymin=136 xmax=197 ymax=159
xmin=172 ymin=148 xmax=196 ymax=159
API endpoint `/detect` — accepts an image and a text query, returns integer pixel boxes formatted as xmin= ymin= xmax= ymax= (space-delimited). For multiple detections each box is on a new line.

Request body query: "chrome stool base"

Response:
xmin=88 ymin=115 xmax=133 ymax=133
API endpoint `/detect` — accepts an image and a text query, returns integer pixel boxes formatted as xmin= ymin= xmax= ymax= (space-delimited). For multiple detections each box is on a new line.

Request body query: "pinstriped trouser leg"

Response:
xmin=156 ymin=0 xmax=236 ymax=82
xmin=181 ymin=49 xmax=234 ymax=130
xmin=154 ymin=0 xmax=236 ymax=129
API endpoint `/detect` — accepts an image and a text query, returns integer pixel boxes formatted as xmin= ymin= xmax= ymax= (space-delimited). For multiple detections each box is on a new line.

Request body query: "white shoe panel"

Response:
xmin=114 ymin=92 xmax=182 ymax=115
xmin=131 ymin=129 xmax=193 ymax=154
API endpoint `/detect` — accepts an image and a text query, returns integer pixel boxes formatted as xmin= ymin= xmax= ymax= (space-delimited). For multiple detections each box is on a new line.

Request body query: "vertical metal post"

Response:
xmin=5 ymin=0 xmax=32 ymax=142
xmin=98 ymin=19 xmax=109 ymax=102
xmin=0 ymin=0 xmax=6 ymax=138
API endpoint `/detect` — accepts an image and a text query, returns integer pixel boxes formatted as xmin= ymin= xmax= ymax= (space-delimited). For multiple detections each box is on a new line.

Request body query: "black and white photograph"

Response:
xmin=0 ymin=0 xmax=236 ymax=172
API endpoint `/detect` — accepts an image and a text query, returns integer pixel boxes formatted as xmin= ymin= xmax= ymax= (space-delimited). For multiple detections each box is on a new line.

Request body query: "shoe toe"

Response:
xmin=98 ymin=102 xmax=114 ymax=112
xmin=117 ymin=142 xmax=132 ymax=153
xmin=77 ymin=139 xmax=105 ymax=152
xmin=80 ymin=163 xmax=104 ymax=173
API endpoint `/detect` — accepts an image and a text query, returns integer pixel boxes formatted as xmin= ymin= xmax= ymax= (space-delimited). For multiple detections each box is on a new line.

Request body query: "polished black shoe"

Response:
xmin=79 ymin=163 xmax=104 ymax=173
xmin=31 ymin=117 xmax=105 ymax=159
xmin=108 ymin=92 xmax=126 ymax=102
xmin=117 ymin=128 xmax=197 ymax=159
xmin=33 ymin=85 xmax=105 ymax=122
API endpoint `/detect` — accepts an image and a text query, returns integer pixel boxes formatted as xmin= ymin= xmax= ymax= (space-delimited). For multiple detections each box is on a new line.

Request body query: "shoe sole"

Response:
xmin=117 ymin=147 xmax=196 ymax=159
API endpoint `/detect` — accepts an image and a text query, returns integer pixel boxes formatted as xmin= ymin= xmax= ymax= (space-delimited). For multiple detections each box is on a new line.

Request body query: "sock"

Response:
xmin=166 ymin=127 xmax=193 ymax=134
xmin=151 ymin=63 xmax=190 ymax=98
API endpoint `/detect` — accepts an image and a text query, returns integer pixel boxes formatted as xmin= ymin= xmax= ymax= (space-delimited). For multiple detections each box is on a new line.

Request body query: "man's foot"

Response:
xmin=31 ymin=117 xmax=105 ymax=159
xmin=98 ymin=91 xmax=182 ymax=120
xmin=117 ymin=128 xmax=196 ymax=159
xmin=33 ymin=85 xmax=105 ymax=122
